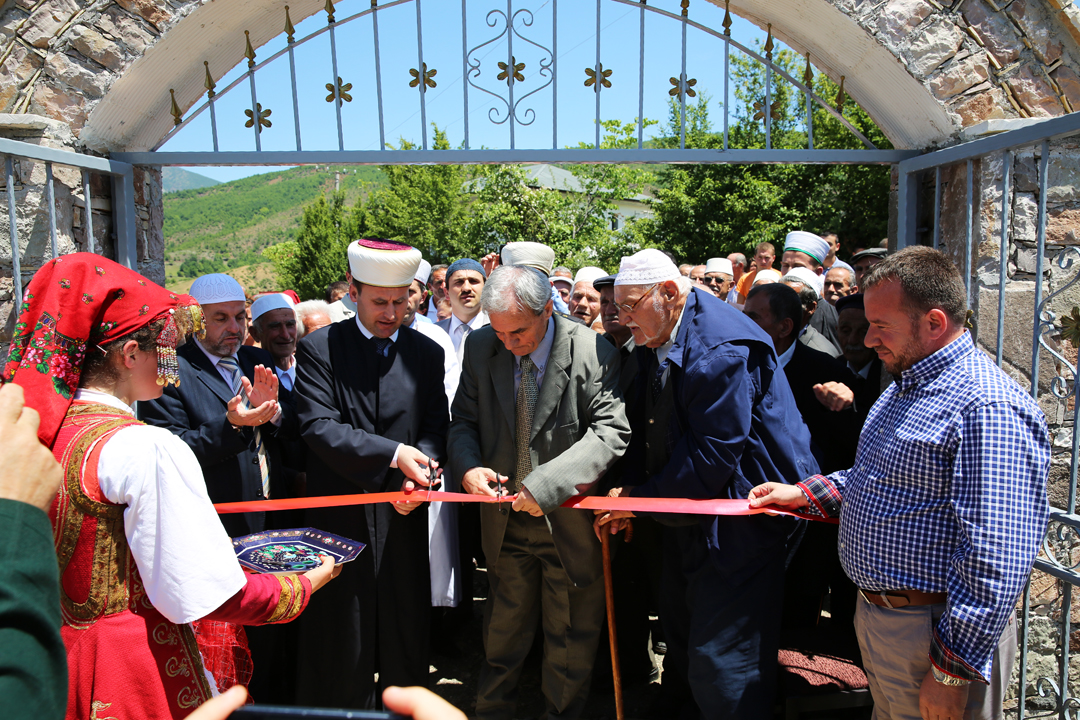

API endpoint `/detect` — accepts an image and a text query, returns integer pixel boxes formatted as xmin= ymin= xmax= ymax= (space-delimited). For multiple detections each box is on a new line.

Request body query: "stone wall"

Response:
xmin=0 ymin=112 xmax=164 ymax=344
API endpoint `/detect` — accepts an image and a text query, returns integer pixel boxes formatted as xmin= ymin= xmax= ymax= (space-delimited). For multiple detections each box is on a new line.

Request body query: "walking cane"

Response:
xmin=601 ymin=529 xmax=624 ymax=720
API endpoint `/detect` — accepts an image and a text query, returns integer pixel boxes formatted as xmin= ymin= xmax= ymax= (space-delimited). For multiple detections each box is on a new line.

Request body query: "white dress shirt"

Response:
xmin=79 ymin=389 xmax=246 ymax=625
xmin=448 ymin=311 xmax=489 ymax=362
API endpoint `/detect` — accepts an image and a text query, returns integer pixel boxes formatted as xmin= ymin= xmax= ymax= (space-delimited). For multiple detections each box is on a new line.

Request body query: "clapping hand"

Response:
xmin=226 ymin=366 xmax=280 ymax=427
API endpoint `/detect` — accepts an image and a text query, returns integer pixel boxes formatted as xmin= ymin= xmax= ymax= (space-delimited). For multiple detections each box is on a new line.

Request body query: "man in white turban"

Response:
xmin=292 ymin=238 xmax=450 ymax=710
xmin=781 ymin=232 xmax=842 ymax=353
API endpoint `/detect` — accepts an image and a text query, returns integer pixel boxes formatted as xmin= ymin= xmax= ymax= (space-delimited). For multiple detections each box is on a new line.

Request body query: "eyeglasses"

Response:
xmin=615 ymin=283 xmax=659 ymax=315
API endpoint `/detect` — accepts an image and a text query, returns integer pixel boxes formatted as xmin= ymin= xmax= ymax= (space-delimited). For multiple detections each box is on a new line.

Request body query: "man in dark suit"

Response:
xmin=835 ymin=293 xmax=891 ymax=420
xmin=743 ymin=282 xmax=861 ymax=636
xmin=139 ymin=273 xmax=296 ymax=539
xmin=293 ymin=239 xmax=449 ymax=710
xmin=596 ymin=250 xmax=818 ymax=720
xmin=449 ymin=265 xmax=630 ymax=720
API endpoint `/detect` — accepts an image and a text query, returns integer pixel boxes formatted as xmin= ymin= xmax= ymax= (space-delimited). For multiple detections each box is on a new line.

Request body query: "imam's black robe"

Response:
xmin=293 ymin=318 xmax=449 ymax=709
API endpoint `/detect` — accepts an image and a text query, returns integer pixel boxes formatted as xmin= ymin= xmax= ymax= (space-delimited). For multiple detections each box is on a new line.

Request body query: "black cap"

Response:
xmin=835 ymin=293 xmax=865 ymax=314
xmin=850 ymin=247 xmax=888 ymax=263
xmin=592 ymin=274 xmax=617 ymax=290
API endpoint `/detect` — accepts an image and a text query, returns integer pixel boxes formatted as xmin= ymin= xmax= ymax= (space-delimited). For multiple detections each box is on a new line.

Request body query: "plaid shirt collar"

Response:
xmin=898 ymin=331 xmax=974 ymax=394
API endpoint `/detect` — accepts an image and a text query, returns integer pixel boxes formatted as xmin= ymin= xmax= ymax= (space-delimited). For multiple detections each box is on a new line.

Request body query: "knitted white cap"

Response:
xmin=705 ymin=258 xmax=733 ymax=276
xmin=573 ymin=266 xmax=607 ymax=286
xmin=190 ymin=274 xmax=245 ymax=305
xmin=753 ymin=269 xmax=783 ymax=285
xmin=615 ymin=249 xmax=681 ymax=286
xmin=250 ymin=293 xmax=296 ymax=322
xmin=415 ymin=259 xmax=432 ymax=285
xmin=783 ymin=266 xmax=824 ymax=298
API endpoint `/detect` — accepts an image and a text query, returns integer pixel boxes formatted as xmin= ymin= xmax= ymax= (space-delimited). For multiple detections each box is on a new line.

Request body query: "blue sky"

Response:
xmin=163 ymin=0 xmax=783 ymax=182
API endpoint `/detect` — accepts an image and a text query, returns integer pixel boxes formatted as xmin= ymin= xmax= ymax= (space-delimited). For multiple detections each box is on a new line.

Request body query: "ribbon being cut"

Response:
xmin=212 ymin=489 xmax=836 ymax=523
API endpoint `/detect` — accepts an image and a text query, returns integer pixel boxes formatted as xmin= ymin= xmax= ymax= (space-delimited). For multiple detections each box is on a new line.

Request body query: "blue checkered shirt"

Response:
xmin=798 ymin=332 xmax=1049 ymax=683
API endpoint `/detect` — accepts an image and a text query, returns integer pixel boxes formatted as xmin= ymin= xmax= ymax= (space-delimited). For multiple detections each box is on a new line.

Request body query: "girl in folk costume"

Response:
xmin=2 ymin=254 xmax=339 ymax=720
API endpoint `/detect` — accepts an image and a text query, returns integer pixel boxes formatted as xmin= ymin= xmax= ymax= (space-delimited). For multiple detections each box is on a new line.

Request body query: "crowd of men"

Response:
xmin=133 ymin=231 xmax=1048 ymax=720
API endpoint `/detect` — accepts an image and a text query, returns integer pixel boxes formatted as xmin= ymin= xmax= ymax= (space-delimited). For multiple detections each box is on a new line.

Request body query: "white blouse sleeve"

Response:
xmin=97 ymin=424 xmax=246 ymax=624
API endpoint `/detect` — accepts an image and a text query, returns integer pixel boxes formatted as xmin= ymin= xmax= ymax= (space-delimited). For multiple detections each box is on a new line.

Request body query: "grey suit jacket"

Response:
xmin=799 ymin=324 xmax=841 ymax=358
xmin=448 ymin=314 xmax=630 ymax=587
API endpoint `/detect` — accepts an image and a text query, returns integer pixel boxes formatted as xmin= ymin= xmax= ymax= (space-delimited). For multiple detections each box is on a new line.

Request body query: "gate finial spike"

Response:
xmin=203 ymin=61 xmax=216 ymax=98
xmin=681 ymin=0 xmax=689 ymax=17
xmin=836 ymin=75 xmax=846 ymax=113
xmin=325 ymin=0 xmax=335 ymax=23
xmin=244 ymin=30 xmax=256 ymax=69
xmin=169 ymin=89 xmax=182 ymax=126
xmin=764 ymin=24 xmax=774 ymax=60
xmin=285 ymin=6 xmax=295 ymax=42
xmin=803 ymin=52 xmax=813 ymax=87
xmin=723 ymin=0 xmax=732 ymax=36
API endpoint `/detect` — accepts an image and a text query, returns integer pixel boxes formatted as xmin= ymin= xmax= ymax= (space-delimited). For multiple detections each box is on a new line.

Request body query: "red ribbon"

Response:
xmin=213 ymin=490 xmax=835 ymax=524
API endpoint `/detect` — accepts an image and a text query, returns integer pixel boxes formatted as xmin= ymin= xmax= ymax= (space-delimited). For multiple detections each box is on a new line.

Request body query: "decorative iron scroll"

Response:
xmin=465 ymin=8 xmax=553 ymax=127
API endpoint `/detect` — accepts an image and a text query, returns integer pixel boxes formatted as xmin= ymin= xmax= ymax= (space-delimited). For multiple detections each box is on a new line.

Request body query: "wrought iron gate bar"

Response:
xmin=44 ymin=162 xmax=57 ymax=259
xmin=594 ymin=0 xmax=601 ymax=150
xmin=115 ymin=148 xmax=916 ymax=166
xmin=155 ymin=0 xmax=881 ymax=156
xmin=6 ymin=156 xmax=21 ymax=301
xmin=415 ymin=0 xmax=428 ymax=150
xmin=996 ymin=149 xmax=1011 ymax=367
xmin=328 ymin=3 xmax=345 ymax=152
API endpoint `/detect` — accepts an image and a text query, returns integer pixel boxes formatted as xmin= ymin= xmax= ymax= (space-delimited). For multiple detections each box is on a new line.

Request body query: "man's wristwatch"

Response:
xmin=932 ymin=666 xmax=971 ymax=687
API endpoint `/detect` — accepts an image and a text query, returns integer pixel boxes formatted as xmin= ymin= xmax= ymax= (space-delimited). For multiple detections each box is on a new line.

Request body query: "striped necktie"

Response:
xmin=218 ymin=356 xmax=271 ymax=499
xmin=514 ymin=355 xmax=538 ymax=491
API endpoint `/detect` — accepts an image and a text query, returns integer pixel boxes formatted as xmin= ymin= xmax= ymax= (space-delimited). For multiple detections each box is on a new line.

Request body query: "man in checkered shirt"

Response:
xmin=751 ymin=246 xmax=1050 ymax=720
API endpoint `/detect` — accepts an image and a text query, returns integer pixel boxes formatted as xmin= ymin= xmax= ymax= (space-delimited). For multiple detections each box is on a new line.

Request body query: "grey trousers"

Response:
xmin=855 ymin=596 xmax=1017 ymax=720
xmin=476 ymin=511 xmax=605 ymax=720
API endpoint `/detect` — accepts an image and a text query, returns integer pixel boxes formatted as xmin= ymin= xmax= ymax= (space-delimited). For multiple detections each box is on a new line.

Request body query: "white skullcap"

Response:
xmin=753 ymin=269 xmax=782 ymax=285
xmin=348 ymin=238 xmax=422 ymax=288
xmin=615 ymin=249 xmax=681 ymax=286
xmin=415 ymin=259 xmax=432 ymax=285
xmin=250 ymin=293 xmax=296 ymax=322
xmin=502 ymin=242 xmax=556 ymax=276
xmin=573 ymin=267 xmax=607 ymax=286
xmin=783 ymin=266 xmax=824 ymax=298
xmin=705 ymin=258 xmax=733 ymax=276
xmin=783 ymin=231 xmax=830 ymax=265
xmin=190 ymin=273 xmax=245 ymax=305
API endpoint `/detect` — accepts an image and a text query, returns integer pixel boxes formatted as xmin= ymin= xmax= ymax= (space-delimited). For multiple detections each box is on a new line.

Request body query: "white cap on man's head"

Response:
xmin=574 ymin=267 xmax=607 ymax=287
xmin=250 ymin=293 xmax=296 ymax=322
xmin=415 ymin=259 xmax=432 ymax=285
xmin=502 ymin=242 xmax=556 ymax=276
xmin=705 ymin=258 xmax=733 ymax=276
xmin=615 ymin=249 xmax=681 ymax=286
xmin=549 ymin=275 xmax=573 ymax=288
xmin=783 ymin=231 xmax=830 ymax=265
xmin=347 ymin=238 xmax=422 ymax=288
xmin=783 ymin=266 xmax=824 ymax=298
xmin=190 ymin=274 xmax=245 ymax=305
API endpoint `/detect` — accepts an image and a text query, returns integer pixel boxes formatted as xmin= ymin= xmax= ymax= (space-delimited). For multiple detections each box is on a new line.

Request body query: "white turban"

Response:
xmin=250 ymin=293 xmax=296 ymax=322
xmin=190 ymin=274 xmax=245 ymax=305
xmin=783 ymin=266 xmax=824 ymax=298
xmin=753 ymin=269 xmax=783 ymax=285
xmin=502 ymin=242 xmax=556 ymax=276
xmin=783 ymin=231 xmax=830 ymax=265
xmin=348 ymin=238 xmax=422 ymax=288
xmin=615 ymin=249 xmax=681 ymax=286
xmin=573 ymin=267 xmax=607 ymax=286
xmin=705 ymin=258 xmax=733 ymax=276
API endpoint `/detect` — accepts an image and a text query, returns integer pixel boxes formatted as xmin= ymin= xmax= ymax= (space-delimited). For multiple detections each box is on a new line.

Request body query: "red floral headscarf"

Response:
xmin=2 ymin=253 xmax=204 ymax=446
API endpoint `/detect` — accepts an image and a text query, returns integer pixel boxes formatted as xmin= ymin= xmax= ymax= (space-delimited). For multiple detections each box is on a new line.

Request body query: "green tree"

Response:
xmin=364 ymin=127 xmax=471 ymax=263
xmin=265 ymin=191 xmax=367 ymax=300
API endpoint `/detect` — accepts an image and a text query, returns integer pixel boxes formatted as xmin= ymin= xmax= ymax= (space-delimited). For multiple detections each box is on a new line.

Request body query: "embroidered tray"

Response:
xmin=232 ymin=528 xmax=364 ymax=575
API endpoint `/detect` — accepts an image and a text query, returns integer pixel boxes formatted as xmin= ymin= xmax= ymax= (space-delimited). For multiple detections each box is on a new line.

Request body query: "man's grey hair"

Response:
xmin=780 ymin=277 xmax=818 ymax=312
xmin=294 ymin=300 xmax=331 ymax=338
xmin=827 ymin=265 xmax=854 ymax=285
xmin=481 ymin=265 xmax=551 ymax=316
xmin=552 ymin=266 xmax=572 ymax=277
xmin=728 ymin=253 xmax=746 ymax=268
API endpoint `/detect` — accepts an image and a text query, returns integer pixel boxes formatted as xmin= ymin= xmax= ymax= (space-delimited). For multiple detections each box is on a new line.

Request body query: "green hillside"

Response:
xmin=163 ymin=165 xmax=384 ymax=293
xmin=163 ymin=167 xmax=221 ymax=193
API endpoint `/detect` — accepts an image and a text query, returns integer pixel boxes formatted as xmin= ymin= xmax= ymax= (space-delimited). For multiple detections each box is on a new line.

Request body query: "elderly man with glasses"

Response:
xmin=595 ymin=249 xmax=817 ymax=720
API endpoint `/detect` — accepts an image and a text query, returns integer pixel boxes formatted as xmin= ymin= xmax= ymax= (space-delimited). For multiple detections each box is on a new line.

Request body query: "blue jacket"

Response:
xmin=626 ymin=288 xmax=818 ymax=572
